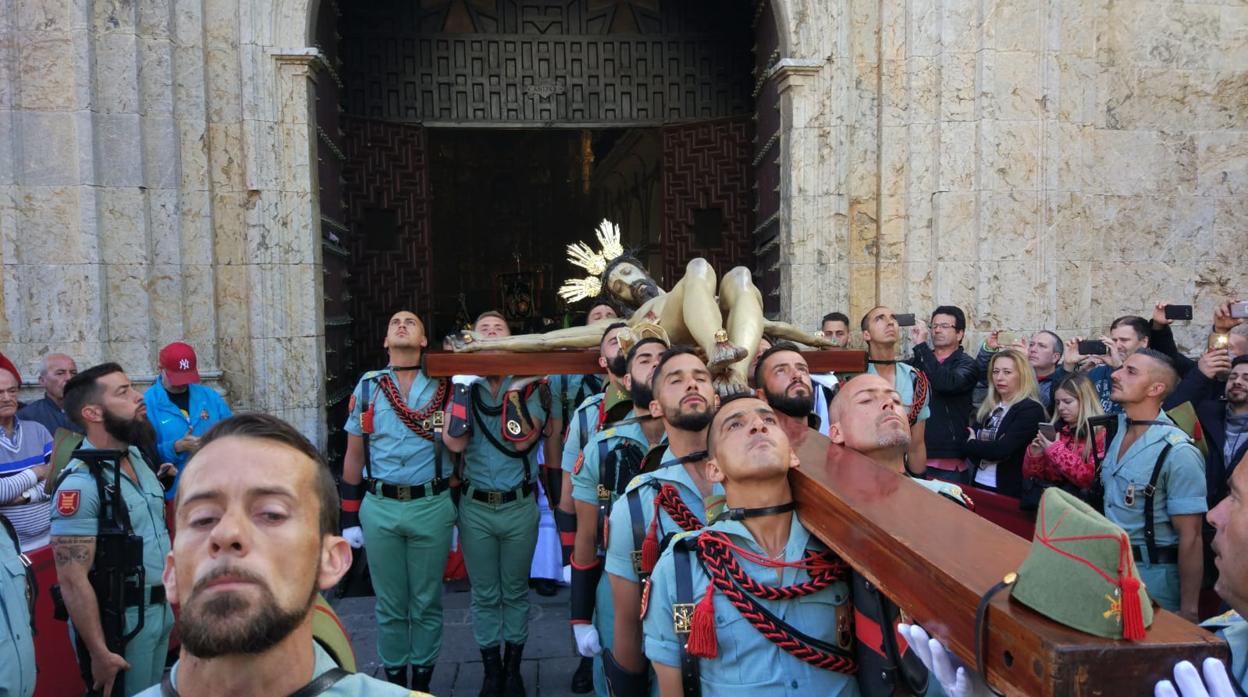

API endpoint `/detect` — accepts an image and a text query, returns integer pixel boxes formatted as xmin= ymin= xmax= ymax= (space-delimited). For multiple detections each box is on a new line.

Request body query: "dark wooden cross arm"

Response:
xmin=424 ymin=349 xmax=868 ymax=377
xmin=792 ymin=444 xmax=1229 ymax=697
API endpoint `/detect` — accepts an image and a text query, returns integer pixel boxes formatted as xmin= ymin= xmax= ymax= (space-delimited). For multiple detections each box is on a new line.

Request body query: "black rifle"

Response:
xmin=75 ymin=449 xmax=147 ymax=697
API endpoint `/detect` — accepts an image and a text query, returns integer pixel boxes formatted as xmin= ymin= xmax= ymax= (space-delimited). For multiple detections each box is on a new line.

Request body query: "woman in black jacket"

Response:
xmin=965 ymin=348 xmax=1046 ymax=497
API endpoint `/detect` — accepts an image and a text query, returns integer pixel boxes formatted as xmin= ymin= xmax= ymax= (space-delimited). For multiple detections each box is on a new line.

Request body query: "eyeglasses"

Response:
xmin=931 ymin=323 xmax=957 ymax=330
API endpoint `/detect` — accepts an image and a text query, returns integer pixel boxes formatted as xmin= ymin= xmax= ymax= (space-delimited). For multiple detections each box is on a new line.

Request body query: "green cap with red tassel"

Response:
xmin=1011 ymin=488 xmax=1154 ymax=640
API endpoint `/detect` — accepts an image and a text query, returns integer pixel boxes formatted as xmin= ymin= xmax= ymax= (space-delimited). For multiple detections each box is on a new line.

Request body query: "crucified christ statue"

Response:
xmin=449 ymin=221 xmax=837 ymax=392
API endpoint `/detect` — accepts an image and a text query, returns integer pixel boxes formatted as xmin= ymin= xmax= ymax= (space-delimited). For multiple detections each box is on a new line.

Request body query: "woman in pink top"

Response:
xmin=1024 ymin=373 xmax=1106 ymax=498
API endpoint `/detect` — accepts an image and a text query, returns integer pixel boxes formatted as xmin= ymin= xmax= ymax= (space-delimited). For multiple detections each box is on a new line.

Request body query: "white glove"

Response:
xmin=572 ymin=623 xmax=602 ymax=657
xmin=342 ymin=526 xmax=365 ymax=549
xmin=1155 ymin=658 xmax=1236 ymax=697
xmin=897 ymin=623 xmax=992 ymax=697
xmin=562 ymin=564 xmax=573 ymax=585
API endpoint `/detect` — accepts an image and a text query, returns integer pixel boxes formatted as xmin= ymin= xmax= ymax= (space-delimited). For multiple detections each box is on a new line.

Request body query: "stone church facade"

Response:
xmin=1 ymin=0 xmax=1245 ymax=446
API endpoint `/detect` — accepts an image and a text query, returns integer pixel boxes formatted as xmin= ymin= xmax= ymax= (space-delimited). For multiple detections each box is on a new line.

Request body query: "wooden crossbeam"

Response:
xmin=424 ymin=349 xmax=868 ymax=377
xmin=792 ymin=444 xmax=1229 ymax=696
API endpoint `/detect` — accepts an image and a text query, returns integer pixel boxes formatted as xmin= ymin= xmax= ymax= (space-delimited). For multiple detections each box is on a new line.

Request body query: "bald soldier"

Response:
xmin=135 ymin=414 xmax=420 ymax=697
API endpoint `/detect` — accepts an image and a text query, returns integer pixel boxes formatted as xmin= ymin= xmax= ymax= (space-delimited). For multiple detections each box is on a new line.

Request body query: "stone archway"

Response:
xmin=242 ymin=0 xmax=833 ymax=447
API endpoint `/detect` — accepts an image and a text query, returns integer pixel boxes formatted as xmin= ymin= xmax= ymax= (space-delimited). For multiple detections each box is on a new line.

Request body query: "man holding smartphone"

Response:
xmin=908 ymin=306 xmax=978 ymax=483
xmin=1064 ymin=315 xmax=1153 ymax=414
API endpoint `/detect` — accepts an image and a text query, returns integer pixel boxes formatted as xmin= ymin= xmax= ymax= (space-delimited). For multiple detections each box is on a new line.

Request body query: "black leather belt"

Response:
xmin=1133 ymin=545 xmax=1178 ymax=564
xmin=368 ymin=478 xmax=449 ymax=501
xmin=467 ymin=482 xmax=535 ymax=506
xmin=124 ymin=584 xmax=166 ymax=607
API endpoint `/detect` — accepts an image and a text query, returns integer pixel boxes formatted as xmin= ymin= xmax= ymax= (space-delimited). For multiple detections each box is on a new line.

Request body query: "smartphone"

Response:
xmin=895 ymin=313 xmax=916 ymax=327
xmin=1232 ymin=301 xmax=1248 ymax=319
xmin=1037 ymin=423 xmax=1058 ymax=441
xmin=1077 ymin=340 xmax=1108 ymax=355
xmin=1164 ymin=304 xmax=1193 ymax=321
xmin=1210 ymin=333 xmax=1230 ymax=350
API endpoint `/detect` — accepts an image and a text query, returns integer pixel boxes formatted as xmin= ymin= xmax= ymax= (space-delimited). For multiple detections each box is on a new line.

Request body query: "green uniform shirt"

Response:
xmin=344 ymin=368 xmax=442 ymax=485
xmin=462 ymin=378 xmax=549 ymax=492
xmin=604 ymin=447 xmax=724 ymax=583
xmin=0 ymin=523 xmax=35 ymax=697
xmin=50 ymin=441 xmax=170 ymax=584
xmin=1100 ymin=414 xmax=1207 ymax=549
xmin=136 ymin=643 xmax=422 ymax=696
xmin=642 ymin=515 xmax=857 ymax=696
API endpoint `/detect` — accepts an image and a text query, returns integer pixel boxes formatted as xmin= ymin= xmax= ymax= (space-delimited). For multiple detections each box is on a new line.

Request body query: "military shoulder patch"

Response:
xmin=1164 ymin=430 xmax=1192 ymax=446
xmin=348 ymin=394 xmax=357 ymax=414
xmin=573 ymin=452 xmax=585 ymax=475
xmin=56 ymin=489 xmax=81 ymax=516
xmin=639 ymin=577 xmax=652 ymax=620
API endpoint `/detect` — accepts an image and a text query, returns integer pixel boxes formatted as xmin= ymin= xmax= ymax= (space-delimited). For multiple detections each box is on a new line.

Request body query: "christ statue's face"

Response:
xmin=605 ymin=260 xmax=660 ymax=307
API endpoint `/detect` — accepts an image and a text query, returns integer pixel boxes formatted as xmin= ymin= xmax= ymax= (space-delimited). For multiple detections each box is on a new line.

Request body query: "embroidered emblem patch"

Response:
xmin=56 ymin=490 xmax=81 ymax=516
xmin=640 ymin=577 xmax=652 ymax=620
xmin=574 ymin=452 xmax=585 ymax=475
xmin=199 ymin=409 xmax=209 ymax=421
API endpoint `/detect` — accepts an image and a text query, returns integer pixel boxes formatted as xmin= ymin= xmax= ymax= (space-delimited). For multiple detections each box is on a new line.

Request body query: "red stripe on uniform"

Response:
xmin=341 ymin=499 xmax=361 ymax=513
xmin=559 ymin=531 xmax=576 ymax=546
xmin=854 ymin=608 xmax=886 ymax=658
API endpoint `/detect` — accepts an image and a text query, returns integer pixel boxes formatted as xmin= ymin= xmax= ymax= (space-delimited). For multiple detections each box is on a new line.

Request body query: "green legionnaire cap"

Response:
xmin=1011 ymin=488 xmax=1153 ymax=640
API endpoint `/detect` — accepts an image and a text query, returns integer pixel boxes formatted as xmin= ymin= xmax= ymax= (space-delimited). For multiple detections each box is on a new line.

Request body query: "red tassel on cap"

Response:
xmin=686 ymin=581 xmax=718 ymax=658
xmin=1119 ymin=575 xmax=1146 ymax=641
xmin=640 ymin=505 xmax=661 ymax=573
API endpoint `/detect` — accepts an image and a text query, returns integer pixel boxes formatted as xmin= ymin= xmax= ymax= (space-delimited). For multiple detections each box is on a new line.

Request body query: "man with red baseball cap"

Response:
xmin=143 ymin=342 xmax=231 ymax=499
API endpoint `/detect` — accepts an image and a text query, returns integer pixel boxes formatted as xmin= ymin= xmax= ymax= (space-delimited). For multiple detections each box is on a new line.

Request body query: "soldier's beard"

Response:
xmin=665 ymin=402 xmax=713 ymax=432
xmin=607 ymin=354 xmax=628 ymax=378
xmin=177 ymin=566 xmax=317 ymax=659
xmin=102 ymin=409 xmax=157 ymax=449
xmin=628 ymin=381 xmax=653 ymax=409
xmin=763 ymin=384 xmax=813 ymax=418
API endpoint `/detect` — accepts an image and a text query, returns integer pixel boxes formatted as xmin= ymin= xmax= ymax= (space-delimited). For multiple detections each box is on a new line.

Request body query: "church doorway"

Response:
xmin=314 ymin=0 xmax=781 ymax=460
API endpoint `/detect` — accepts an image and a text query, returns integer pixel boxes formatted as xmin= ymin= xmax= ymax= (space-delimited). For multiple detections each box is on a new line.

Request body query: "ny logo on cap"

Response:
xmin=179 ymin=359 xmax=190 ymax=370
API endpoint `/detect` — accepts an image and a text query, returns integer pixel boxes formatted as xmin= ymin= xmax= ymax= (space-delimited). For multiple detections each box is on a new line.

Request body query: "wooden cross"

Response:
xmin=793 ymin=444 xmax=1229 ymax=696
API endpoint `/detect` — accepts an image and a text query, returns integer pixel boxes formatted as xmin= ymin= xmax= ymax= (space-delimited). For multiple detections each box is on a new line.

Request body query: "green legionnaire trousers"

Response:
xmin=69 ymin=602 xmax=173 ymax=696
xmin=359 ymin=491 xmax=457 ymax=667
xmin=458 ymin=495 xmax=540 ymax=647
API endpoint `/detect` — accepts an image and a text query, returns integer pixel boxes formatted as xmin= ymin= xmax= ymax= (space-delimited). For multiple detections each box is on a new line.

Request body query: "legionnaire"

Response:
xmin=752 ymin=342 xmax=833 ymax=467
xmin=1099 ymin=349 xmax=1206 ymax=619
xmin=443 ymin=311 xmax=553 ymax=697
xmin=555 ymin=319 xmax=630 ymax=693
xmin=51 ymin=363 xmax=175 ymax=696
xmin=545 ymin=299 xmax=619 ymax=508
xmin=1158 ymin=450 xmax=1248 ymax=694
xmin=0 ymin=511 xmax=36 ymax=697
xmin=643 ymin=394 xmax=861 ymax=696
xmin=603 ymin=347 xmax=720 ymax=697
xmin=861 ymin=306 xmax=930 ymax=474
xmin=569 ymin=336 xmax=668 ymax=696
xmin=338 ymin=310 xmax=453 ymax=691
xmin=133 ymin=413 xmax=421 ymax=697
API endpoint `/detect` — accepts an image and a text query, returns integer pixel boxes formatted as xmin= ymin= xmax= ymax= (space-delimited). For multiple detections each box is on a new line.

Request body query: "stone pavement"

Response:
xmin=330 ymin=581 xmax=585 ymax=697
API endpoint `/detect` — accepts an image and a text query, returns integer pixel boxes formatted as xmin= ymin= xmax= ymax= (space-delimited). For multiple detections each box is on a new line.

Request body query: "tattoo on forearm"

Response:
xmin=51 ymin=536 xmax=95 ymax=567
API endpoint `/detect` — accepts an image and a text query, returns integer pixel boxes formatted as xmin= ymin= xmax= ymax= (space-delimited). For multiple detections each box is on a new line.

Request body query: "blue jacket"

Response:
xmin=143 ymin=383 xmax=232 ymax=498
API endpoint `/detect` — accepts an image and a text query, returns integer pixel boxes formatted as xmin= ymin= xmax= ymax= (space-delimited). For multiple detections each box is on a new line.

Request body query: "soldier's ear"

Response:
xmin=317 ymin=535 xmax=353 ymax=591
xmin=648 ymin=397 xmax=662 ymax=419
xmin=161 ymin=551 xmax=180 ymax=606
xmin=705 ymin=458 xmax=725 ymax=484
xmin=827 ymin=421 xmax=846 ymax=445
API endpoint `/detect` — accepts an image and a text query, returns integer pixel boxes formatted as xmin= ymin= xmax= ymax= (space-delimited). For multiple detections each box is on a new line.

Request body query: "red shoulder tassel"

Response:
xmin=686 ymin=581 xmax=718 ymax=658
xmin=1119 ymin=576 xmax=1147 ymax=641
xmin=640 ymin=508 xmax=661 ymax=573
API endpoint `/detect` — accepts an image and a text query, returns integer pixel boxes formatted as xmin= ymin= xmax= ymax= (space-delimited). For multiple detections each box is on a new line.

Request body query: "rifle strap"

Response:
xmin=673 ymin=541 xmax=703 ymax=697
xmin=1143 ymin=442 xmax=1175 ymax=564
